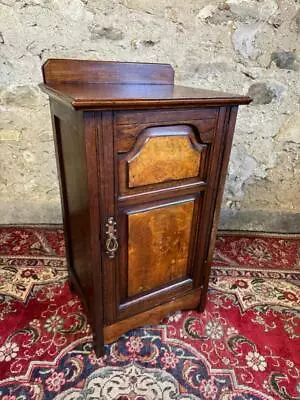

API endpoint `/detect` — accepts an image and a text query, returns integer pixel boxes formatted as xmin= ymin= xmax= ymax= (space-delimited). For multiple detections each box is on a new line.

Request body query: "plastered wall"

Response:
xmin=0 ymin=0 xmax=299 ymax=231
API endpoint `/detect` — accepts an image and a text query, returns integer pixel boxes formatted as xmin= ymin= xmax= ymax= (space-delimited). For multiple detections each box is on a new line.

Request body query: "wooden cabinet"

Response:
xmin=40 ymin=59 xmax=251 ymax=356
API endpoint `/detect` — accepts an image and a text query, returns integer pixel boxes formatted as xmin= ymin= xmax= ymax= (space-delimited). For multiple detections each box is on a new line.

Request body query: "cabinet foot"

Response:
xmin=197 ymin=286 xmax=207 ymax=312
xmin=68 ymin=278 xmax=76 ymax=294
xmin=197 ymin=301 xmax=205 ymax=313
xmin=93 ymin=335 xmax=105 ymax=358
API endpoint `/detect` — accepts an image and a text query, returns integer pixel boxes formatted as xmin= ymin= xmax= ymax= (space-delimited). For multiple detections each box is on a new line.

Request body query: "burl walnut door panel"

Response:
xmin=117 ymin=125 xmax=212 ymax=204
xmin=127 ymin=200 xmax=194 ymax=296
xmin=102 ymin=108 xmax=226 ymax=323
xmin=117 ymin=194 xmax=202 ymax=319
xmin=127 ymin=131 xmax=202 ymax=188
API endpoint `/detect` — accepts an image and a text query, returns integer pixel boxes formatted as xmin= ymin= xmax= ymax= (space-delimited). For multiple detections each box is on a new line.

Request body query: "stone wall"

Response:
xmin=0 ymin=0 xmax=299 ymax=231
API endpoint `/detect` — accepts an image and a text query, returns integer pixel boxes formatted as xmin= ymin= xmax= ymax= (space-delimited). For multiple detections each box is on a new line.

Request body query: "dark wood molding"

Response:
xmin=40 ymin=59 xmax=251 ymax=110
xmin=104 ymin=288 xmax=202 ymax=344
xmin=42 ymin=58 xmax=175 ymax=85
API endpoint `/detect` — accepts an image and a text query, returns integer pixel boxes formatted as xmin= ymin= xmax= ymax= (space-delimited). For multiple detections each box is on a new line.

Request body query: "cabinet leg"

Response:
xmin=68 ymin=278 xmax=76 ymax=294
xmin=197 ymin=283 xmax=208 ymax=313
xmin=93 ymin=332 xmax=105 ymax=358
xmin=198 ymin=297 xmax=206 ymax=313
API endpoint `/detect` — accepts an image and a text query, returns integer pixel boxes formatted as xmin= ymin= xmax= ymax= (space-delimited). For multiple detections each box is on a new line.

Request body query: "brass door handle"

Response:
xmin=105 ymin=217 xmax=118 ymax=258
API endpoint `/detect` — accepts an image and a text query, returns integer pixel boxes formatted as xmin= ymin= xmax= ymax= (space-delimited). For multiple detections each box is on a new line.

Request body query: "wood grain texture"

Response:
xmin=118 ymin=181 xmax=207 ymax=207
xmin=96 ymin=111 xmax=117 ymax=325
xmin=198 ymin=106 xmax=239 ymax=312
xmin=115 ymin=109 xmax=218 ymax=125
xmin=116 ymin=193 xmax=202 ymax=321
xmin=40 ymin=82 xmax=252 ymax=109
xmin=42 ymin=59 xmax=174 ymax=85
xmin=128 ymin=135 xmax=201 ymax=188
xmin=83 ymin=112 xmax=105 ymax=355
xmin=49 ymin=101 xmax=102 ymax=348
xmin=127 ymin=200 xmax=194 ymax=297
xmin=191 ymin=107 xmax=227 ymax=290
xmin=104 ymin=288 xmax=201 ymax=344
xmin=50 ymin=102 xmax=93 ymax=304
xmin=118 ymin=124 xmax=208 ymax=198
xmin=116 ymin=119 xmax=216 ymax=154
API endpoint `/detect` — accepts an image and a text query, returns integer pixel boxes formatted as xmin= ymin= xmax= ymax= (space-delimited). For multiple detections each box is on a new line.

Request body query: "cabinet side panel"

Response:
xmin=199 ymin=106 xmax=239 ymax=310
xmin=50 ymin=100 xmax=94 ymax=314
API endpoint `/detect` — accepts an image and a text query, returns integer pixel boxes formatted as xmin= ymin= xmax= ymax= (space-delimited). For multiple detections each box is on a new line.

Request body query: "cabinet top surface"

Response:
xmin=40 ymin=59 xmax=251 ymax=109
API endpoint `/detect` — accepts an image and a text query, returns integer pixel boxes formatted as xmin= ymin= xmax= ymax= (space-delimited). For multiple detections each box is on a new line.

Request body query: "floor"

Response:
xmin=0 ymin=227 xmax=299 ymax=399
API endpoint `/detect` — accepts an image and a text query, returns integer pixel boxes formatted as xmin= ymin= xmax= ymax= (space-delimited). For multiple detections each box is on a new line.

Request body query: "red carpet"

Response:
xmin=0 ymin=227 xmax=299 ymax=399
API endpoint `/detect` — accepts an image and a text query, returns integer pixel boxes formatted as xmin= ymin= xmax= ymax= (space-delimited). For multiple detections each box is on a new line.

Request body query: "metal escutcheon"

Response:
xmin=105 ymin=217 xmax=118 ymax=258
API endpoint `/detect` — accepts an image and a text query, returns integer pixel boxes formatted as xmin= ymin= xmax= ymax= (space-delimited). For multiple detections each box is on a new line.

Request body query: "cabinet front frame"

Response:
xmin=97 ymin=107 xmax=227 ymax=324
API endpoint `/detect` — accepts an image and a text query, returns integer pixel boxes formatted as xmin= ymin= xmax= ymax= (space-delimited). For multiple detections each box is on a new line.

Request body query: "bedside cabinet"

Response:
xmin=40 ymin=59 xmax=251 ymax=356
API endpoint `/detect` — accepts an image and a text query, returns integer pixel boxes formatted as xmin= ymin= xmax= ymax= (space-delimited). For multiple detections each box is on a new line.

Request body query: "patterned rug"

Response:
xmin=0 ymin=227 xmax=299 ymax=400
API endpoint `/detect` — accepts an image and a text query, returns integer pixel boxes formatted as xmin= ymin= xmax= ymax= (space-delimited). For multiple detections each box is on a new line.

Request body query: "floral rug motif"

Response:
xmin=0 ymin=263 xmax=67 ymax=302
xmin=210 ymin=276 xmax=299 ymax=312
xmin=0 ymin=227 xmax=299 ymax=400
xmin=213 ymin=234 xmax=300 ymax=270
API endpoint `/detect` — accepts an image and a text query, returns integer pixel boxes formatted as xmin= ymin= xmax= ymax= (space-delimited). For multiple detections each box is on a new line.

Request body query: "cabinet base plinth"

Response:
xmin=102 ymin=288 xmax=201 ymax=347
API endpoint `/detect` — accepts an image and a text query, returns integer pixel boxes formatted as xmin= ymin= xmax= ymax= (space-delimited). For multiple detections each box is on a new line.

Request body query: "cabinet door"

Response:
xmin=101 ymin=108 xmax=226 ymax=323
